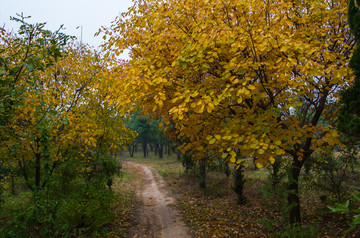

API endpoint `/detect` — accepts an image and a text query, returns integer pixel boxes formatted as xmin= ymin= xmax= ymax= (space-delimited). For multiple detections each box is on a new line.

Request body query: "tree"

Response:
xmin=329 ymin=0 xmax=360 ymax=233
xmin=338 ymin=0 xmax=360 ymax=143
xmin=103 ymin=0 xmax=354 ymax=224
xmin=0 ymin=16 xmax=135 ymax=191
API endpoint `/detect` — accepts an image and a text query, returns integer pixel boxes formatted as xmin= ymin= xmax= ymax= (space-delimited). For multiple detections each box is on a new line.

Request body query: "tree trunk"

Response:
xmin=224 ymin=162 xmax=230 ymax=177
xmin=158 ymin=143 xmax=164 ymax=158
xmin=143 ymin=140 xmax=147 ymax=158
xmin=129 ymin=145 xmax=135 ymax=157
xmin=11 ymin=175 xmax=15 ymax=195
xmin=272 ymin=157 xmax=281 ymax=188
xmin=154 ymin=143 xmax=158 ymax=155
xmin=287 ymin=158 xmax=304 ymax=225
xmin=35 ymin=154 xmax=41 ymax=189
xmin=177 ymin=150 xmax=181 ymax=161
xmin=234 ymin=164 xmax=247 ymax=205
xmin=199 ymin=161 xmax=206 ymax=189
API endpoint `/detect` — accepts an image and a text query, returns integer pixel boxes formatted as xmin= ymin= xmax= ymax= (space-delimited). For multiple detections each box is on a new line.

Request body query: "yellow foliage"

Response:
xmin=101 ymin=0 xmax=353 ymax=166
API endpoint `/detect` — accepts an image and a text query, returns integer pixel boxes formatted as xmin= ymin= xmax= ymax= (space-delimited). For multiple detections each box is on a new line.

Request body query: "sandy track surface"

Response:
xmin=125 ymin=161 xmax=190 ymax=238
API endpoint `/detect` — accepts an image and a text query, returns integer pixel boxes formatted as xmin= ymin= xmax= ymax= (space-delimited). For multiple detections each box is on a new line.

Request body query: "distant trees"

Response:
xmin=126 ymin=111 xmax=170 ymax=158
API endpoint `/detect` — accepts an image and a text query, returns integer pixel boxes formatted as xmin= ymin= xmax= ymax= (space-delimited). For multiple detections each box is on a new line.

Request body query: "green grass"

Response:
xmin=122 ymin=151 xmax=185 ymax=177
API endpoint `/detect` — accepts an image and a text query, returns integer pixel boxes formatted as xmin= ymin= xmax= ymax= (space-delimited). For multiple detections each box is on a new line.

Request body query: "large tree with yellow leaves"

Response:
xmin=103 ymin=0 xmax=354 ymax=224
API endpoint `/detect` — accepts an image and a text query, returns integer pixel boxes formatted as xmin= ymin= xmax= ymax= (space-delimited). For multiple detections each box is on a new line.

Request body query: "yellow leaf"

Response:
xmin=269 ymin=156 xmax=275 ymax=164
xmin=255 ymin=161 xmax=263 ymax=168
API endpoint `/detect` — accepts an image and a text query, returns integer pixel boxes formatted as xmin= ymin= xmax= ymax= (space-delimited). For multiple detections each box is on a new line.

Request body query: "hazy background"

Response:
xmin=0 ymin=0 xmax=133 ymax=54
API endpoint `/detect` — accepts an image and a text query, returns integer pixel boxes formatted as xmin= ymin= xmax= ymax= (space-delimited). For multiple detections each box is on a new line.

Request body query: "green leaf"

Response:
xmin=328 ymin=200 xmax=349 ymax=213
xmin=352 ymin=215 xmax=360 ymax=225
xmin=353 ymin=193 xmax=360 ymax=203
xmin=222 ymin=153 xmax=228 ymax=159
xmin=209 ymin=138 xmax=216 ymax=144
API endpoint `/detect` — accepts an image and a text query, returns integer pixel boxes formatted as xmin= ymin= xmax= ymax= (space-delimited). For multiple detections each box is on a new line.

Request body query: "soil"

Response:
xmin=125 ymin=161 xmax=190 ymax=238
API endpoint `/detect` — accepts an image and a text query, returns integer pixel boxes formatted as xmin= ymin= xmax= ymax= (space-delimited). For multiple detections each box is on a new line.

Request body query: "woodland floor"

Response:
xmin=120 ymin=153 xmax=360 ymax=238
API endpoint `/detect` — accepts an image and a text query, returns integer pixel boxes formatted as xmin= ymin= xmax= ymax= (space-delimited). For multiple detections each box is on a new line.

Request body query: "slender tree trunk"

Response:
xmin=199 ymin=161 xmax=206 ymax=189
xmin=177 ymin=150 xmax=181 ymax=161
xmin=129 ymin=145 xmax=135 ymax=157
xmin=287 ymin=157 xmax=304 ymax=225
xmin=224 ymin=162 xmax=230 ymax=177
xmin=35 ymin=154 xmax=41 ymax=189
xmin=158 ymin=143 xmax=163 ymax=158
xmin=154 ymin=143 xmax=158 ymax=155
xmin=234 ymin=164 xmax=247 ymax=204
xmin=143 ymin=140 xmax=147 ymax=158
xmin=272 ymin=157 xmax=281 ymax=189
xmin=18 ymin=160 xmax=32 ymax=190
xmin=11 ymin=175 xmax=15 ymax=195
xmin=252 ymin=157 xmax=259 ymax=170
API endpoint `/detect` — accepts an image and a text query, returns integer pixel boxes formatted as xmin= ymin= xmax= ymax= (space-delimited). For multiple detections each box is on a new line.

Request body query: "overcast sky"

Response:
xmin=0 ymin=0 xmax=133 ymax=51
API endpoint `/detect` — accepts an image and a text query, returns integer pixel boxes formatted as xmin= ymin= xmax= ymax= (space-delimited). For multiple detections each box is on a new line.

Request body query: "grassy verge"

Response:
xmin=104 ymin=170 xmax=136 ymax=237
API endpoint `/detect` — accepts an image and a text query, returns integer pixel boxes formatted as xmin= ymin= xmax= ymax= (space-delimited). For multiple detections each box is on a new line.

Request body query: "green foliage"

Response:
xmin=59 ymin=181 xmax=116 ymax=232
xmin=260 ymin=179 xmax=289 ymax=225
xmin=126 ymin=111 xmax=170 ymax=158
xmin=181 ymin=151 xmax=195 ymax=175
xmin=275 ymin=224 xmax=319 ymax=238
xmin=303 ymin=149 xmax=357 ymax=203
xmin=338 ymin=0 xmax=360 ymax=141
xmin=0 ymin=14 xmax=71 ymax=133
xmin=329 ymin=193 xmax=360 ymax=234
xmin=338 ymin=77 xmax=360 ymax=141
xmin=0 ymin=178 xmax=118 ymax=237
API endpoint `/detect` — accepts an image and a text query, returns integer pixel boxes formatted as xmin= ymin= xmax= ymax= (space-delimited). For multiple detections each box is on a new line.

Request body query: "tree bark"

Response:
xmin=177 ymin=150 xmax=181 ymax=161
xmin=158 ymin=143 xmax=163 ymax=158
xmin=35 ymin=153 xmax=41 ymax=189
xmin=129 ymin=144 xmax=135 ymax=157
xmin=287 ymin=157 xmax=304 ymax=225
xmin=143 ymin=140 xmax=147 ymax=158
xmin=199 ymin=161 xmax=206 ymax=189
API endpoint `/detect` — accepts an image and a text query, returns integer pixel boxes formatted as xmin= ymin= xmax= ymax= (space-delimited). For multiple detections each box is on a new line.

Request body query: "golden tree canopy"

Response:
xmin=103 ymin=0 xmax=354 ymax=166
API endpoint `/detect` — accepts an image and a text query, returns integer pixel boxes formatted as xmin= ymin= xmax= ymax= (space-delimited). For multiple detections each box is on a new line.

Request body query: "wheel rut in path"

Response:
xmin=126 ymin=161 xmax=190 ymax=238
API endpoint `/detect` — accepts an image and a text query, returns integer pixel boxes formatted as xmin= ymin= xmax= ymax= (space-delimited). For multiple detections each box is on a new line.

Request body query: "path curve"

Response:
xmin=125 ymin=161 xmax=190 ymax=238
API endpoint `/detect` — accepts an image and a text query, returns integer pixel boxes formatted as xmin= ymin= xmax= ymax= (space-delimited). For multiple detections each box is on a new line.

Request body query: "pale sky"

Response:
xmin=0 ymin=0 xmax=133 ymax=51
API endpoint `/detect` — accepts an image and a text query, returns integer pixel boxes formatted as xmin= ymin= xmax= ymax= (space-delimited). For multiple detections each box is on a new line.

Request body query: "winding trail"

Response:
xmin=125 ymin=161 xmax=190 ymax=238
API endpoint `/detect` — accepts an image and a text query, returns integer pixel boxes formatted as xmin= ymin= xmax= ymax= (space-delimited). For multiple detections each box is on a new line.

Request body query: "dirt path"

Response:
xmin=125 ymin=161 xmax=190 ymax=238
